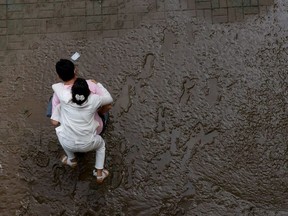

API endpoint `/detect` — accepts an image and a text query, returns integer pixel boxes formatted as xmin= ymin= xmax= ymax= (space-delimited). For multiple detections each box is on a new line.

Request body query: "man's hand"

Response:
xmin=90 ymin=79 xmax=98 ymax=84
xmin=98 ymin=104 xmax=112 ymax=115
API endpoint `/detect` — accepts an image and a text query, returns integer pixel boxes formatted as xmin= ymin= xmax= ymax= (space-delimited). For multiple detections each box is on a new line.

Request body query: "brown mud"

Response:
xmin=1 ymin=0 xmax=288 ymax=215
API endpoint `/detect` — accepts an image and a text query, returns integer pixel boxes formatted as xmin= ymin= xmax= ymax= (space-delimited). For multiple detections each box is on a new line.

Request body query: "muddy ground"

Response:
xmin=1 ymin=0 xmax=288 ymax=215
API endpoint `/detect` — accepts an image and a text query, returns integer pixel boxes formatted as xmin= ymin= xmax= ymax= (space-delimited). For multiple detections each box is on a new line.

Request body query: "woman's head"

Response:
xmin=71 ymin=78 xmax=90 ymax=105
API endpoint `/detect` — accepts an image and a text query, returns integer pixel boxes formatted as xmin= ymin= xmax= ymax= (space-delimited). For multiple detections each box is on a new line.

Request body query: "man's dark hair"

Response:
xmin=55 ymin=59 xmax=75 ymax=82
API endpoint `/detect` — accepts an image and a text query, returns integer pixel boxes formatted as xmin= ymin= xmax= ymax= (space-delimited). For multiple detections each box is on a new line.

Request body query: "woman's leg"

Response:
xmin=88 ymin=135 xmax=109 ymax=182
xmin=57 ymin=132 xmax=77 ymax=167
xmin=75 ymin=135 xmax=106 ymax=171
xmin=91 ymin=135 xmax=106 ymax=170
xmin=62 ymin=145 xmax=76 ymax=160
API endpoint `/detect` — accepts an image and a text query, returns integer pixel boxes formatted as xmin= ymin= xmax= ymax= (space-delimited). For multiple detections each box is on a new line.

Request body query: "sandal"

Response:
xmin=60 ymin=155 xmax=77 ymax=168
xmin=93 ymin=169 xmax=109 ymax=184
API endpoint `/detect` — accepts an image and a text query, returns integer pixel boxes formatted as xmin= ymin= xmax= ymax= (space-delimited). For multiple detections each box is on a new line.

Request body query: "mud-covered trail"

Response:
xmin=1 ymin=0 xmax=287 ymax=215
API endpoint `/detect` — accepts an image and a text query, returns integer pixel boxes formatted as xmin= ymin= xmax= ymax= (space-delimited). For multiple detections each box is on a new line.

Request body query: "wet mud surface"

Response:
xmin=1 ymin=0 xmax=288 ymax=215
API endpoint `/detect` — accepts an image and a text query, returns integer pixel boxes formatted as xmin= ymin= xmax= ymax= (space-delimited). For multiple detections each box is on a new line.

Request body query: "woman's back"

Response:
xmin=52 ymin=82 xmax=102 ymax=142
xmin=62 ymin=94 xmax=101 ymax=140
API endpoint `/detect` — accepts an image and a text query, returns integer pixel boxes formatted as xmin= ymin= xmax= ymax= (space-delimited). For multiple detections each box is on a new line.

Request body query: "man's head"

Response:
xmin=55 ymin=59 xmax=75 ymax=82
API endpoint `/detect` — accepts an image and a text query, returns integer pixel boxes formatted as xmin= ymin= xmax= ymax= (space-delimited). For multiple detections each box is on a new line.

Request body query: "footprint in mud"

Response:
xmin=33 ymin=151 xmax=50 ymax=167
xmin=139 ymin=53 xmax=155 ymax=80
xmin=102 ymin=153 xmax=123 ymax=189
xmin=170 ymin=128 xmax=180 ymax=155
xmin=113 ymin=77 xmax=135 ymax=117
xmin=12 ymin=76 xmax=24 ymax=99
xmin=181 ymin=123 xmax=218 ymax=170
xmin=52 ymin=164 xmax=67 ymax=188
xmin=4 ymin=144 xmax=21 ymax=154
xmin=113 ymin=53 xmax=156 ymax=118
xmin=179 ymin=77 xmax=197 ymax=104
xmin=205 ymin=78 xmax=218 ymax=105
xmin=154 ymin=106 xmax=166 ymax=133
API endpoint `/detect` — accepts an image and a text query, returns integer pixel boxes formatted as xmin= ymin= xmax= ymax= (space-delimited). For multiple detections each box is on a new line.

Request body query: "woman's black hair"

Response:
xmin=71 ymin=78 xmax=90 ymax=105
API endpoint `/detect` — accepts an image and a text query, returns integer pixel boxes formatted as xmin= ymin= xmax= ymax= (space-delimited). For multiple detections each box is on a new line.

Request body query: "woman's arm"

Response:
xmin=96 ymin=83 xmax=113 ymax=106
xmin=88 ymin=79 xmax=113 ymax=114
xmin=50 ymin=104 xmax=61 ymax=126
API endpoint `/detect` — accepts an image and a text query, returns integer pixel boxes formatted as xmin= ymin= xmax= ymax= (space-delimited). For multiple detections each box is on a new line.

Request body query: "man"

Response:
xmin=52 ymin=77 xmax=112 ymax=183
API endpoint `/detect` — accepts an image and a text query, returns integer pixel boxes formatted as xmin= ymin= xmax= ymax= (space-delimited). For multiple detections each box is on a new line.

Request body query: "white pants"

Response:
xmin=56 ymin=133 xmax=106 ymax=169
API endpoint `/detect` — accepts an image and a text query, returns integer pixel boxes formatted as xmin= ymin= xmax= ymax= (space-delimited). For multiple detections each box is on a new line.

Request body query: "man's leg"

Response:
xmin=46 ymin=96 xmax=53 ymax=117
xmin=99 ymin=112 xmax=109 ymax=135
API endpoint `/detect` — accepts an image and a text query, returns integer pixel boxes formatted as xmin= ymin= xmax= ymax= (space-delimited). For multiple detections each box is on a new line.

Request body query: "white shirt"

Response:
xmin=51 ymin=82 xmax=113 ymax=142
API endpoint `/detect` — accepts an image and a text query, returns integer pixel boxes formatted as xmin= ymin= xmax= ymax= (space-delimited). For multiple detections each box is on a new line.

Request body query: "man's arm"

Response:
xmin=98 ymin=104 xmax=112 ymax=115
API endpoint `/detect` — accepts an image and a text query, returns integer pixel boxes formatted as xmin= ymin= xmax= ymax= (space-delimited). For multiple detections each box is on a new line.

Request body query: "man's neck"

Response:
xmin=64 ymin=77 xmax=76 ymax=85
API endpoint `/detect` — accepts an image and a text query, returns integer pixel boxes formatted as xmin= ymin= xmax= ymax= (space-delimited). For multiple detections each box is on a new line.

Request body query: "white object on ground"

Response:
xmin=71 ymin=52 xmax=80 ymax=61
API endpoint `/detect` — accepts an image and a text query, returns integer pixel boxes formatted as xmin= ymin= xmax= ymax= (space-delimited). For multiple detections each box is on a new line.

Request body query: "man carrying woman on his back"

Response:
xmin=50 ymin=59 xmax=113 ymax=184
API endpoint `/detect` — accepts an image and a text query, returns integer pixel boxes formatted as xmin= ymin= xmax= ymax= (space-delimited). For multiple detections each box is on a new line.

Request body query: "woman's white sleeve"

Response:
xmin=50 ymin=104 xmax=61 ymax=122
xmin=96 ymin=83 xmax=113 ymax=106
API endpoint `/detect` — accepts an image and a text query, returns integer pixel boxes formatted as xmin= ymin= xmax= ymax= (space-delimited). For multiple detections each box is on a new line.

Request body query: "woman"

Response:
xmin=51 ymin=78 xmax=113 ymax=183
